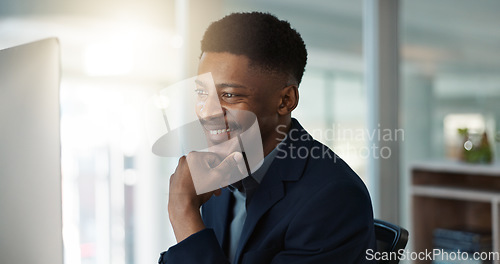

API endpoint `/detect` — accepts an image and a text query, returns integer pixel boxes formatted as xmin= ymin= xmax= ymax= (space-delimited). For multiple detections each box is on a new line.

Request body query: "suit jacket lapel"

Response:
xmin=204 ymin=188 xmax=232 ymax=250
xmin=233 ymin=163 xmax=285 ymax=263
xmin=234 ymin=119 xmax=313 ymax=263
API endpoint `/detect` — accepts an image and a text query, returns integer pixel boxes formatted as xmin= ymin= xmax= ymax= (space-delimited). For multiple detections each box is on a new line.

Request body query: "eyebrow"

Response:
xmin=195 ymin=79 xmax=250 ymax=90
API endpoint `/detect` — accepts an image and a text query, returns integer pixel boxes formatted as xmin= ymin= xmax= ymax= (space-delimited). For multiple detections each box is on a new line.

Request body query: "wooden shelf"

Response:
xmin=412 ymin=186 xmax=500 ymax=203
xmin=412 ymin=160 xmax=500 ymax=176
xmin=412 ymin=161 xmax=500 ymax=264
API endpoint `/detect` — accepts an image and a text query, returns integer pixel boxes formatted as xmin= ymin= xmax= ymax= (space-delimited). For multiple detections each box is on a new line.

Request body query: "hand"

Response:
xmin=168 ymin=151 xmax=245 ymax=242
xmin=188 ymin=151 xmax=247 ymax=195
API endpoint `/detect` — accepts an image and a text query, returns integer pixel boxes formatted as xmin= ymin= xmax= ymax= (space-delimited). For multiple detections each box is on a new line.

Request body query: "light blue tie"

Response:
xmin=227 ymin=176 xmax=259 ymax=263
xmin=228 ymin=189 xmax=246 ymax=263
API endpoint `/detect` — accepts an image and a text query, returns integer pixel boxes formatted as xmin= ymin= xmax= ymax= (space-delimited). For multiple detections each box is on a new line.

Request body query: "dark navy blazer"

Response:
xmin=159 ymin=119 xmax=376 ymax=264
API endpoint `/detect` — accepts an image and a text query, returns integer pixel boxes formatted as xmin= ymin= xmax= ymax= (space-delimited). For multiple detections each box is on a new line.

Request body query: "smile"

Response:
xmin=209 ymin=128 xmax=232 ymax=135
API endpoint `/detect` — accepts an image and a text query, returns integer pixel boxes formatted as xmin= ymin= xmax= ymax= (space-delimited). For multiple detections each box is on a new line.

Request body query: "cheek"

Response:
xmin=222 ymin=94 xmax=278 ymax=124
xmin=253 ymin=96 xmax=280 ymax=117
xmin=226 ymin=108 xmax=257 ymax=131
xmin=254 ymin=97 xmax=281 ymax=132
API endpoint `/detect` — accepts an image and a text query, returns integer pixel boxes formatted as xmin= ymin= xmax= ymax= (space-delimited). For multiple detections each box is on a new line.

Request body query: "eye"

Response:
xmin=221 ymin=92 xmax=241 ymax=103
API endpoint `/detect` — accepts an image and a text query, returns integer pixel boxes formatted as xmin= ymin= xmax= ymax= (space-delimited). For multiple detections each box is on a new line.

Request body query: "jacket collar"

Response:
xmin=207 ymin=188 xmax=232 ymax=251
xmin=276 ymin=118 xmax=313 ymax=182
xmin=234 ymin=118 xmax=313 ymax=262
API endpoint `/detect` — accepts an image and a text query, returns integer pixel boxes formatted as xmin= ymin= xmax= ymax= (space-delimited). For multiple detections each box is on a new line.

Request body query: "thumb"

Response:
xmin=213 ymin=152 xmax=247 ymax=177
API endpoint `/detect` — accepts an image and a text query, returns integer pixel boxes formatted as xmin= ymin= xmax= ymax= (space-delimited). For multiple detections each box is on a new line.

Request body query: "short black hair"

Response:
xmin=201 ymin=12 xmax=307 ymax=85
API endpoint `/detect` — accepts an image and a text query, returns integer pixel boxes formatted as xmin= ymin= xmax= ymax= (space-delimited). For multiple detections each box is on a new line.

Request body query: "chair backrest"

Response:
xmin=374 ymin=219 xmax=409 ymax=264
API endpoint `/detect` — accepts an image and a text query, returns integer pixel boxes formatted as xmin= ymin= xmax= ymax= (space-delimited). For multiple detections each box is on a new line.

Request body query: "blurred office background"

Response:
xmin=1 ymin=0 xmax=499 ymax=263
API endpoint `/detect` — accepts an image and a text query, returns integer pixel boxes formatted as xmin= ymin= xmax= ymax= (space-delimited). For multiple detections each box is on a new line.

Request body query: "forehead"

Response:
xmin=197 ymin=52 xmax=284 ymax=91
xmin=198 ymin=52 xmax=253 ymax=79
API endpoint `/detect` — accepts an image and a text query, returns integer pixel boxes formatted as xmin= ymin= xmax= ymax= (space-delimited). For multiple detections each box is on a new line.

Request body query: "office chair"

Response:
xmin=374 ymin=219 xmax=409 ymax=264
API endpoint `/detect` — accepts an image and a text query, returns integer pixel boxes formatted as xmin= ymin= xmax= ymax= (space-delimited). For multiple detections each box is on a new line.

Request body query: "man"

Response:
xmin=159 ymin=12 xmax=376 ymax=263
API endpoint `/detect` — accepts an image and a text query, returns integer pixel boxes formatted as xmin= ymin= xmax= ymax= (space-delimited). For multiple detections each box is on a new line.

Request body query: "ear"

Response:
xmin=277 ymin=85 xmax=299 ymax=115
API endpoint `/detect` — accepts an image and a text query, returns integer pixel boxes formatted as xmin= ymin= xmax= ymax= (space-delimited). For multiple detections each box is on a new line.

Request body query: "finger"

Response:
xmin=214 ymin=152 xmax=246 ymax=176
xmin=204 ymin=152 xmax=222 ymax=168
xmin=187 ymin=151 xmax=221 ymax=168
xmin=232 ymin=152 xmax=248 ymax=176
xmin=178 ymin=155 xmax=187 ymax=164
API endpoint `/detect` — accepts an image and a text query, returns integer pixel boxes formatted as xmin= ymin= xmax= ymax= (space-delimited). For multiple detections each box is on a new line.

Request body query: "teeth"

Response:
xmin=209 ymin=128 xmax=231 ymax=135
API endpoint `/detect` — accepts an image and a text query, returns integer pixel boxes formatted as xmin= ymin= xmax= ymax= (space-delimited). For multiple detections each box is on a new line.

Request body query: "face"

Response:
xmin=195 ymin=52 xmax=287 ymax=155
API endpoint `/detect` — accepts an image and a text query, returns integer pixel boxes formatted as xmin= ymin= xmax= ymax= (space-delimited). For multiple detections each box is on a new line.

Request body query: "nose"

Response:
xmin=198 ymin=93 xmax=224 ymax=120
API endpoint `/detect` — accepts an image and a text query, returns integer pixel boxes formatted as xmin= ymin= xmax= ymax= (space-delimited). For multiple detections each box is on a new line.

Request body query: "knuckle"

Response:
xmin=186 ymin=151 xmax=197 ymax=162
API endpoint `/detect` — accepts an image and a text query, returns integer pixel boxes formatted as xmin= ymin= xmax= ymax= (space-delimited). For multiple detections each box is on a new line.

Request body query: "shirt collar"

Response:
xmin=251 ymin=145 xmax=278 ymax=184
xmin=228 ymin=132 xmax=288 ymax=193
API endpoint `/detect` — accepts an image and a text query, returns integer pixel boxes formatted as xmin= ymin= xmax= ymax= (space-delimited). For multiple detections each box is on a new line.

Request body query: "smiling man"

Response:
xmin=159 ymin=12 xmax=376 ymax=264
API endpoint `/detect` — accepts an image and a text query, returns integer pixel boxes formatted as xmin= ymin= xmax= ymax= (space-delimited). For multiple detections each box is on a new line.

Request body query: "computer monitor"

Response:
xmin=0 ymin=38 xmax=63 ymax=264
